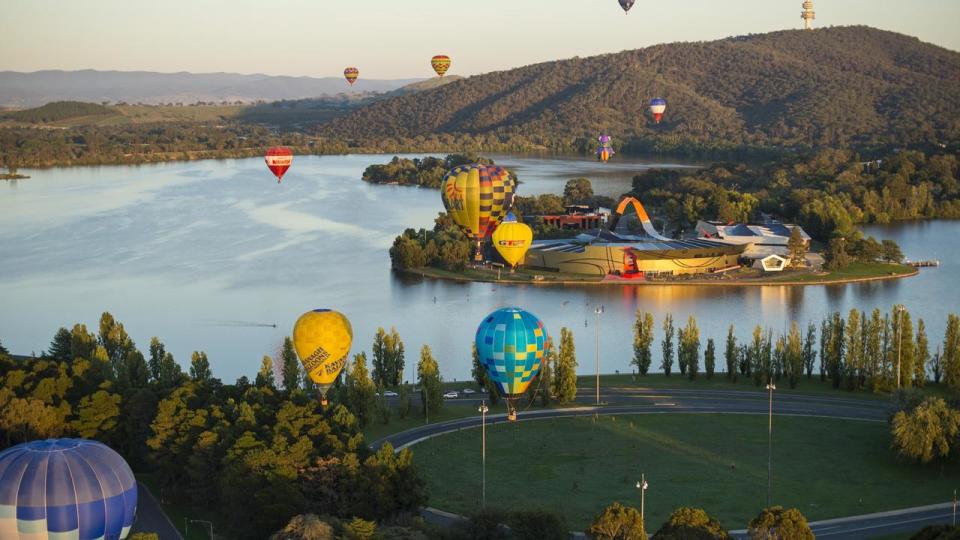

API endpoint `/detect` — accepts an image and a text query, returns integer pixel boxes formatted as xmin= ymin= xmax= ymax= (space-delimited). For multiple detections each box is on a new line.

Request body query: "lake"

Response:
xmin=1 ymin=154 xmax=955 ymax=383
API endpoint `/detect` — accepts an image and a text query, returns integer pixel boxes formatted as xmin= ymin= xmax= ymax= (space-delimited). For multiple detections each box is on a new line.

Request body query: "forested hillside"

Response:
xmin=319 ymin=27 xmax=960 ymax=155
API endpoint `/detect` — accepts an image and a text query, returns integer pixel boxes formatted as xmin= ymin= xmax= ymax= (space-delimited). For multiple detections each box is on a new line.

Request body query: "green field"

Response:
xmin=411 ymin=414 xmax=958 ymax=532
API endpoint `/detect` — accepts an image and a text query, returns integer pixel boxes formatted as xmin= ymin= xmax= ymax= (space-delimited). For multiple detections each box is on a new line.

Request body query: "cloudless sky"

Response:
xmin=2 ymin=0 xmax=957 ymax=79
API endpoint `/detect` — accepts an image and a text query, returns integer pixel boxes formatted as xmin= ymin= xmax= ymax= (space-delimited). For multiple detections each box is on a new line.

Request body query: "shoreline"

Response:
xmin=399 ymin=265 xmax=919 ymax=287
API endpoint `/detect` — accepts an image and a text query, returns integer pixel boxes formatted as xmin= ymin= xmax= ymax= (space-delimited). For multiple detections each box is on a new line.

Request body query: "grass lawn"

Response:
xmin=411 ymin=414 xmax=959 ymax=532
xmin=137 ymin=473 xmax=221 ymax=540
xmin=763 ymin=262 xmax=915 ymax=283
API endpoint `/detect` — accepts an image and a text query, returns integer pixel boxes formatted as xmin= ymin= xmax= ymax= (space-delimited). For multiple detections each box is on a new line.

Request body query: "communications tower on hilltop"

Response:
xmin=801 ymin=0 xmax=815 ymax=30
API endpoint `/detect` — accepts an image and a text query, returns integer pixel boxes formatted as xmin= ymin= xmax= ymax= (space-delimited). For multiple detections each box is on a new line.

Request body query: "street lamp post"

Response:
xmin=594 ymin=306 xmax=603 ymax=405
xmin=896 ymin=305 xmax=906 ymax=390
xmin=636 ymin=474 xmax=648 ymax=522
xmin=766 ymin=382 xmax=776 ymax=507
xmin=479 ymin=401 xmax=489 ymax=507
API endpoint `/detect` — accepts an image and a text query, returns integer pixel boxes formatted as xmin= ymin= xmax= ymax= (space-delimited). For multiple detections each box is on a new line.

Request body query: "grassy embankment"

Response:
xmin=412 ymin=414 xmax=959 ymax=532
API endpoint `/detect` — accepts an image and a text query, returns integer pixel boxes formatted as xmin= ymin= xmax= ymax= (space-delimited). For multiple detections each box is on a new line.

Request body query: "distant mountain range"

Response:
xmin=0 ymin=70 xmax=425 ymax=108
xmin=318 ymin=26 xmax=960 ymax=152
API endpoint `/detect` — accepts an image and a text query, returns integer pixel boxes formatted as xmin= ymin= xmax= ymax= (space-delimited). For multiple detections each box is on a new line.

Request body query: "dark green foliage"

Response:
xmin=2 ymin=101 xmax=113 ymax=123
xmin=319 ymin=27 xmax=960 ymax=155
xmin=458 ymin=508 xmax=509 ymax=540
xmin=747 ymin=506 xmax=814 ymax=540
xmin=651 ymin=507 xmax=730 ymax=540
xmin=704 ymin=339 xmax=716 ymax=380
xmin=281 ymin=337 xmax=301 ymax=393
xmin=910 ymin=525 xmax=960 ymax=540
xmin=362 ymin=154 xmax=494 ymax=189
xmin=389 ymin=218 xmax=473 ymax=271
xmin=586 ymin=502 xmax=646 ymax=540
xmin=508 ymin=509 xmax=569 ymax=540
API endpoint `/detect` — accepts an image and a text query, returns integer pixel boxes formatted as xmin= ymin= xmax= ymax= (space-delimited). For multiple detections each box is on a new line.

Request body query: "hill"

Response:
xmin=318 ymin=26 xmax=960 ymax=154
xmin=1 ymin=101 xmax=114 ymax=123
xmin=0 ymin=70 xmax=424 ymax=108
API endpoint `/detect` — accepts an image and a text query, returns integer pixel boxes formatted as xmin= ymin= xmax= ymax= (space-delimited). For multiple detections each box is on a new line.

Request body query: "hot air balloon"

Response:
xmin=597 ymin=134 xmax=615 ymax=162
xmin=619 ymin=0 xmax=636 ymax=13
xmin=344 ymin=67 xmax=359 ymax=85
xmin=440 ymin=163 xmax=516 ymax=261
xmin=649 ymin=97 xmax=667 ymax=123
xmin=0 ymin=439 xmax=137 ymax=540
xmin=492 ymin=213 xmax=533 ymax=269
xmin=293 ymin=309 xmax=353 ymax=406
xmin=475 ymin=307 xmax=547 ymax=421
xmin=431 ymin=55 xmax=451 ymax=77
xmin=265 ymin=146 xmax=293 ymax=183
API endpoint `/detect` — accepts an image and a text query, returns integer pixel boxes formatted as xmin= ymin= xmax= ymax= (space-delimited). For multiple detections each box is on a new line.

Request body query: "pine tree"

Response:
xmin=943 ymin=314 xmax=960 ymax=390
xmin=554 ymin=328 xmax=578 ymax=404
xmin=632 ymin=311 xmax=655 ymax=376
xmin=787 ymin=226 xmax=808 ymax=268
xmin=661 ymin=314 xmax=675 ymax=377
xmin=47 ymin=328 xmax=72 ymax=362
xmin=346 ymin=352 xmax=377 ymax=427
xmin=417 ymin=345 xmax=443 ymax=417
xmin=189 ymin=351 xmax=212 ymax=383
xmin=255 ymin=355 xmax=275 ymax=389
xmin=280 ymin=336 xmax=301 ymax=393
xmin=915 ymin=319 xmax=929 ymax=388
xmin=704 ymin=338 xmax=716 ymax=379
xmin=724 ymin=325 xmax=737 ymax=380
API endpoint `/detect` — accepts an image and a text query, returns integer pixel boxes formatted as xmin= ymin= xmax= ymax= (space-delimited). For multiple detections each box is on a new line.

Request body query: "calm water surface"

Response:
xmin=1 ymin=154 xmax=956 ymax=382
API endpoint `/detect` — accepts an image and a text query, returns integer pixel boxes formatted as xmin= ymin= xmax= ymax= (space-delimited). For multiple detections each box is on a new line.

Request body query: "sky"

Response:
xmin=1 ymin=0 xmax=958 ymax=79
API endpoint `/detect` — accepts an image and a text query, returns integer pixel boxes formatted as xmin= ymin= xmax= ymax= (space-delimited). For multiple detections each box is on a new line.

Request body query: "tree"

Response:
xmin=189 ymin=351 xmax=212 ymax=383
xmin=471 ymin=342 xmax=499 ymax=406
xmin=915 ymin=319 xmax=930 ymax=388
xmin=538 ymin=338 xmax=556 ymax=406
xmin=148 ymin=337 xmax=166 ymax=382
xmin=633 ymin=311 xmax=655 ymax=376
xmin=343 ymin=517 xmax=377 ymax=540
xmin=418 ymin=345 xmax=443 ymax=417
xmin=704 ymin=339 xmax=716 ymax=380
xmin=346 ymin=352 xmax=377 ymax=427
xmin=371 ymin=327 xmax=388 ymax=387
xmin=825 ymin=237 xmax=850 ymax=270
xmin=747 ymin=507 xmax=814 ymax=540
xmin=930 ymin=346 xmax=943 ymax=385
xmin=802 ymin=322 xmax=816 ymax=379
xmin=679 ymin=316 xmax=701 ymax=381
xmin=387 ymin=327 xmax=405 ymax=387
xmin=586 ymin=502 xmax=645 ymax=540
xmin=890 ymin=397 xmax=960 ymax=464
xmin=270 ymin=514 xmax=334 ymax=540
xmin=845 ymin=310 xmax=863 ymax=390
xmin=509 ymin=509 xmax=569 ymax=540
xmin=281 ymin=337 xmax=301 ymax=393
xmin=651 ymin=507 xmax=730 ymax=540
xmin=943 ymin=314 xmax=960 ymax=390
xmin=157 ymin=352 xmax=182 ymax=389
xmin=256 ymin=355 xmax=276 ymax=389
xmin=785 ymin=322 xmax=803 ymax=389
xmin=908 ymin=525 xmax=960 ymax=540
xmin=98 ymin=312 xmax=136 ymax=378
xmin=47 ymin=327 xmax=72 ymax=362
xmin=661 ymin=315 xmax=675 ymax=377
xmin=74 ymin=390 xmax=121 ymax=443
xmin=787 ymin=226 xmax=808 ymax=268
xmin=892 ymin=307 xmax=916 ymax=390
xmin=554 ymin=328 xmax=578 ymax=404
xmin=881 ymin=239 xmax=904 ymax=263
xmin=563 ymin=178 xmax=594 ymax=205
xmin=725 ymin=325 xmax=737 ymax=380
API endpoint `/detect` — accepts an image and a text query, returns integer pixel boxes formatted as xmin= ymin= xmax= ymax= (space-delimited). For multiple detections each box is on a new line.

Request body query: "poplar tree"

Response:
xmin=661 ymin=315 xmax=675 ymax=377
xmin=915 ymin=319 xmax=929 ymax=388
xmin=255 ymin=355 xmax=275 ymax=389
xmin=891 ymin=307 xmax=915 ymax=390
xmin=554 ymin=328 xmax=578 ymax=404
xmin=943 ymin=314 xmax=960 ymax=390
xmin=538 ymin=338 xmax=557 ymax=406
xmin=347 ymin=352 xmax=377 ymax=427
xmin=750 ymin=326 xmax=765 ymax=386
xmin=786 ymin=321 xmax=803 ymax=389
xmin=679 ymin=316 xmax=701 ymax=381
xmin=471 ymin=342 xmax=499 ymax=405
xmin=865 ymin=308 xmax=884 ymax=391
xmin=724 ymin=325 xmax=737 ymax=380
xmin=417 ymin=345 xmax=443 ymax=417
xmin=632 ymin=311 xmax=655 ymax=376
xmin=189 ymin=351 xmax=212 ymax=383
xmin=845 ymin=310 xmax=862 ymax=390
xmin=802 ymin=322 xmax=816 ymax=379
xmin=371 ymin=327 xmax=388 ymax=387
xmin=704 ymin=338 xmax=716 ymax=380
xmin=280 ymin=336 xmax=301 ymax=393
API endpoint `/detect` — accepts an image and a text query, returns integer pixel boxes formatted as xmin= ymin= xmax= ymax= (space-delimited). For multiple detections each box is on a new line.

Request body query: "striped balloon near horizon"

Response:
xmin=0 ymin=439 xmax=137 ymax=540
xmin=344 ymin=67 xmax=359 ymax=85
xmin=431 ymin=55 xmax=451 ymax=77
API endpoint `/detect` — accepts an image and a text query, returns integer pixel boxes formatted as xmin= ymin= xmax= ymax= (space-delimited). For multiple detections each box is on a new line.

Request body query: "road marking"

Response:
xmin=654 ymin=402 xmax=677 ymax=406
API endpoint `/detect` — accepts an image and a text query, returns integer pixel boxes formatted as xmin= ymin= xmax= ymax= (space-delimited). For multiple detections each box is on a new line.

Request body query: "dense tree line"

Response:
xmin=0 ymin=313 xmax=425 ymax=539
xmin=319 ymin=27 xmax=960 ymax=156
xmin=0 ymin=101 xmax=114 ymax=123
xmin=361 ymin=154 xmax=494 ymax=188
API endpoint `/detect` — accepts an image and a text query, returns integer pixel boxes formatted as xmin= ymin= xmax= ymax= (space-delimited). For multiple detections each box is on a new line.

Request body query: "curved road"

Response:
xmin=373 ymin=387 xmax=956 ymax=539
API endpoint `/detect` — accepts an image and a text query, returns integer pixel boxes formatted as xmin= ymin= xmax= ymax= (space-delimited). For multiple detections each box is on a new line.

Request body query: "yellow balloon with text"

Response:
xmin=492 ymin=218 xmax=533 ymax=268
xmin=292 ymin=309 xmax=353 ymax=400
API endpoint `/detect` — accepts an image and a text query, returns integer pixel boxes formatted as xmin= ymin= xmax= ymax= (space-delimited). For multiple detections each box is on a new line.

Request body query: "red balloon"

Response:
xmin=265 ymin=147 xmax=293 ymax=183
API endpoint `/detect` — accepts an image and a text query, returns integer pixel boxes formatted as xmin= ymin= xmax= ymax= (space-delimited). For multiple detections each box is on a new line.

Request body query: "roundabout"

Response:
xmin=373 ymin=388 xmax=958 ymax=539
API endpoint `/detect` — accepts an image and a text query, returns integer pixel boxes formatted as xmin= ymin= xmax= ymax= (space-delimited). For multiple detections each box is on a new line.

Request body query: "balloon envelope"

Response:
xmin=431 ymin=55 xmax=451 ymax=77
xmin=619 ymin=0 xmax=636 ymax=13
xmin=649 ymin=97 xmax=667 ymax=123
xmin=293 ymin=309 xmax=353 ymax=395
xmin=344 ymin=67 xmax=359 ymax=85
xmin=265 ymin=146 xmax=293 ymax=183
xmin=597 ymin=134 xmax=614 ymax=161
xmin=440 ymin=164 xmax=516 ymax=243
xmin=492 ymin=215 xmax=533 ymax=268
xmin=475 ymin=307 xmax=547 ymax=402
xmin=0 ymin=439 xmax=137 ymax=540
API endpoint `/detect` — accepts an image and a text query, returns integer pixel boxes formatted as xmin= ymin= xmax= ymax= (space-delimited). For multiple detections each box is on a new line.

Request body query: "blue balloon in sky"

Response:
xmin=0 ymin=439 xmax=137 ymax=540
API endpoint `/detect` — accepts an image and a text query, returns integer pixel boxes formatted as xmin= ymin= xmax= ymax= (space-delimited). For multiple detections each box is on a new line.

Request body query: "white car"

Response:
xmin=383 ymin=390 xmax=398 ymax=397
xmin=462 ymin=388 xmax=476 ymax=395
xmin=443 ymin=391 xmax=459 ymax=399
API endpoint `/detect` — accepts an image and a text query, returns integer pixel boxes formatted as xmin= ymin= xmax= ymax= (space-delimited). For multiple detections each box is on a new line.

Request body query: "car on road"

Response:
xmin=383 ymin=390 xmax=398 ymax=397
xmin=443 ymin=391 xmax=459 ymax=399
xmin=462 ymin=388 xmax=476 ymax=395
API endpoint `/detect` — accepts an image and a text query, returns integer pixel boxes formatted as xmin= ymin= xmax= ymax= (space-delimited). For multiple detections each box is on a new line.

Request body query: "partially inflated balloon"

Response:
xmin=475 ymin=307 xmax=547 ymax=420
xmin=492 ymin=214 xmax=533 ymax=268
xmin=441 ymin=164 xmax=516 ymax=260
xmin=265 ymin=146 xmax=293 ymax=183
xmin=431 ymin=55 xmax=451 ymax=77
xmin=619 ymin=0 xmax=636 ymax=13
xmin=293 ymin=309 xmax=352 ymax=403
xmin=649 ymin=97 xmax=667 ymax=123
xmin=344 ymin=67 xmax=359 ymax=85
xmin=0 ymin=439 xmax=138 ymax=540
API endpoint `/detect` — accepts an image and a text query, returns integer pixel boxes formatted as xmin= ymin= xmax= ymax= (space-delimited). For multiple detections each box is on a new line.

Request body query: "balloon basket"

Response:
xmin=320 ymin=397 xmax=328 ymax=407
xmin=507 ymin=410 xmax=517 ymax=422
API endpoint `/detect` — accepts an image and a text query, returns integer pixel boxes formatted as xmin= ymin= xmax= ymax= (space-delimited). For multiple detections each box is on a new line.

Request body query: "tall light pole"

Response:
xmin=595 ymin=305 xmax=603 ymax=405
xmin=479 ymin=401 xmax=489 ymax=507
xmin=766 ymin=382 xmax=776 ymax=507
xmin=896 ymin=305 xmax=906 ymax=390
xmin=636 ymin=474 xmax=648 ymax=522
